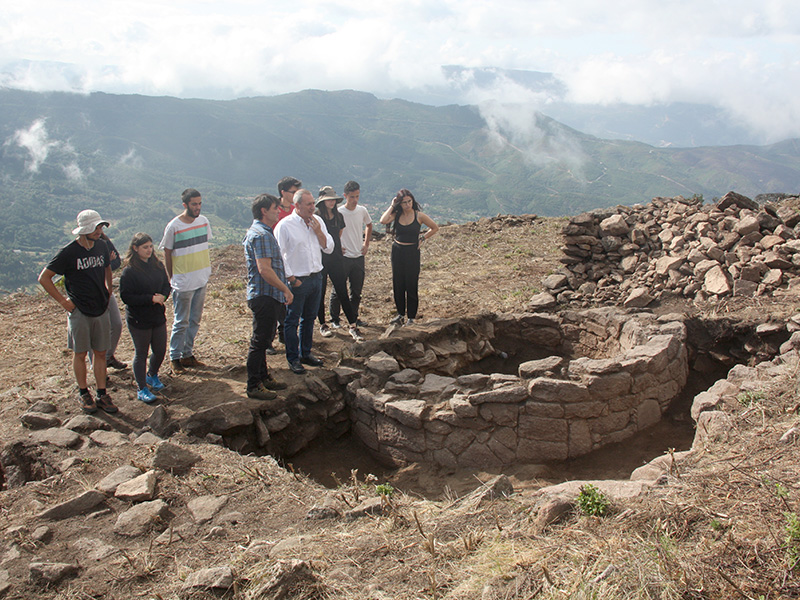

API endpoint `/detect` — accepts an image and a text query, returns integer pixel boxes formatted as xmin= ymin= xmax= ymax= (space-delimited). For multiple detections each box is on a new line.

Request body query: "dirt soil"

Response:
xmin=1 ymin=213 xmax=799 ymax=599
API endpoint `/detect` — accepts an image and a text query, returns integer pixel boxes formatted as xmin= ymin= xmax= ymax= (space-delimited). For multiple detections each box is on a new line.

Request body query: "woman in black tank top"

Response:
xmin=379 ymin=188 xmax=439 ymax=326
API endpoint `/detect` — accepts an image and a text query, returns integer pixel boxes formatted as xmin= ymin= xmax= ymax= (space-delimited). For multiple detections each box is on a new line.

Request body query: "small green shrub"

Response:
xmin=376 ymin=483 xmax=395 ymax=498
xmin=737 ymin=390 xmax=765 ymax=407
xmin=577 ymin=484 xmax=610 ymax=517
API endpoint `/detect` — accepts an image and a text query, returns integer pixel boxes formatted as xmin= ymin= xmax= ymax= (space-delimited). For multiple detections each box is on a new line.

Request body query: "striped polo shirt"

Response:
xmin=159 ymin=214 xmax=213 ymax=292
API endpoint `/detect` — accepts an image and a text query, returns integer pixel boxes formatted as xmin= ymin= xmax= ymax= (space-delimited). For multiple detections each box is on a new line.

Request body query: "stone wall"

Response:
xmin=538 ymin=191 xmax=800 ymax=308
xmin=345 ymin=309 xmax=688 ymax=468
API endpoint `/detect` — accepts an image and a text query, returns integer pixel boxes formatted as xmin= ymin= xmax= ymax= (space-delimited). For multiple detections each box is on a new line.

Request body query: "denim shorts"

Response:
xmin=67 ymin=308 xmax=111 ymax=354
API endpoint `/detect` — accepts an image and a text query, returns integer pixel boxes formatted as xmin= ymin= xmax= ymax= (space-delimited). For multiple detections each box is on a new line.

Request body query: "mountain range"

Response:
xmin=1 ymin=86 xmax=799 ymax=292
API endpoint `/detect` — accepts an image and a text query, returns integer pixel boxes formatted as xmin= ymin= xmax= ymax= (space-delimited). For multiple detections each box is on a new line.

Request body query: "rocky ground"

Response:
xmin=1 ymin=206 xmax=799 ymax=599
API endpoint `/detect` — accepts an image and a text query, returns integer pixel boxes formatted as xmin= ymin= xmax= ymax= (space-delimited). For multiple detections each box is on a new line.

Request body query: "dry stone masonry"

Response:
xmin=345 ymin=309 xmax=688 ymax=468
xmin=547 ymin=191 xmax=800 ymax=307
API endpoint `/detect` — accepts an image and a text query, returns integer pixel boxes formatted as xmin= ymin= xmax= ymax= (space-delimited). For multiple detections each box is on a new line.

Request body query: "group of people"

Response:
xmin=38 ymin=179 xmax=438 ymax=413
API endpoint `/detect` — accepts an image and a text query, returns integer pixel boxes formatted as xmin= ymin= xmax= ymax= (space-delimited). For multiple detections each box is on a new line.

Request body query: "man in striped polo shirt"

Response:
xmin=160 ymin=188 xmax=213 ymax=373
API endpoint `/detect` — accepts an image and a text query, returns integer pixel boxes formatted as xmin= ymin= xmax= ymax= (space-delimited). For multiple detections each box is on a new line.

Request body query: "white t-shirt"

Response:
xmin=338 ymin=204 xmax=372 ymax=258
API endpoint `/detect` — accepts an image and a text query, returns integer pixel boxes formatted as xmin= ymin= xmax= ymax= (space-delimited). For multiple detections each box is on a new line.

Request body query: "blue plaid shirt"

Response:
xmin=243 ymin=220 xmax=287 ymax=302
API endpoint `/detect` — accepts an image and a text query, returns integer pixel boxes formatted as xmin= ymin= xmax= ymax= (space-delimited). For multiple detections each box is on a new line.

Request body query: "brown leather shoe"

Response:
xmin=171 ymin=359 xmax=186 ymax=373
xmin=246 ymin=383 xmax=277 ymax=400
xmin=180 ymin=356 xmax=206 ymax=368
xmin=262 ymin=375 xmax=288 ymax=391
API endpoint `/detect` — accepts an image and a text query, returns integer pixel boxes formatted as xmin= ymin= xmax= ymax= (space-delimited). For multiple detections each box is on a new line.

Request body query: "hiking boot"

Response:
xmin=107 ymin=355 xmax=128 ymax=370
xmin=171 ymin=359 xmax=185 ymax=373
xmin=137 ymin=388 xmax=158 ymax=404
xmin=247 ymin=383 xmax=277 ymax=400
xmin=389 ymin=314 xmax=404 ymax=326
xmin=146 ymin=374 xmax=165 ymax=391
xmin=262 ymin=375 xmax=288 ymax=391
xmin=79 ymin=391 xmax=97 ymax=414
xmin=349 ymin=326 xmax=364 ymax=342
xmin=180 ymin=356 xmax=205 ymax=368
xmin=320 ymin=324 xmax=333 ymax=338
xmin=96 ymin=392 xmax=119 ymax=414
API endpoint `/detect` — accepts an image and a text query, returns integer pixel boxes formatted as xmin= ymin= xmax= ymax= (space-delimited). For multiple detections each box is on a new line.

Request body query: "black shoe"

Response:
xmin=300 ymin=354 xmax=324 ymax=367
xmin=389 ymin=314 xmax=404 ymax=325
xmin=265 ymin=346 xmax=278 ymax=355
xmin=107 ymin=356 xmax=128 ymax=370
xmin=356 ymin=319 xmax=368 ymax=327
xmin=288 ymin=360 xmax=306 ymax=375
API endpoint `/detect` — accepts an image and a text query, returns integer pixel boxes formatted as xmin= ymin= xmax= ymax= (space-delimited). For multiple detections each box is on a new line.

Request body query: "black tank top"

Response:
xmin=394 ymin=212 xmax=421 ymax=244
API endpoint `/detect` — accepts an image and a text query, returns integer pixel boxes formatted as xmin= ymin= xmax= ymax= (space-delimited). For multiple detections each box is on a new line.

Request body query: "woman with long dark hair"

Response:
xmin=119 ymin=233 xmax=171 ymax=403
xmin=315 ymin=186 xmax=363 ymax=341
xmin=379 ymin=189 xmax=438 ymax=326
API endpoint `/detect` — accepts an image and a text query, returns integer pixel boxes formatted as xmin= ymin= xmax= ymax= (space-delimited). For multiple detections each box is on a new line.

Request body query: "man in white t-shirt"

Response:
xmin=331 ymin=180 xmax=372 ymax=327
xmin=159 ymin=188 xmax=213 ymax=373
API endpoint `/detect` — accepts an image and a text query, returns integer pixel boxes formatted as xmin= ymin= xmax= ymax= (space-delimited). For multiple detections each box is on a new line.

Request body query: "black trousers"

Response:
xmin=330 ymin=255 xmax=365 ymax=323
xmin=317 ymin=255 xmax=357 ymax=326
xmin=391 ymin=243 xmax=420 ymax=319
xmin=128 ymin=323 xmax=167 ymax=391
xmin=247 ymin=295 xmax=281 ymax=389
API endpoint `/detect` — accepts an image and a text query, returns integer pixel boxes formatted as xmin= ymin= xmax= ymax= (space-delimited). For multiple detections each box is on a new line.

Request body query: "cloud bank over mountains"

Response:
xmin=2 ymin=0 xmax=799 ymax=144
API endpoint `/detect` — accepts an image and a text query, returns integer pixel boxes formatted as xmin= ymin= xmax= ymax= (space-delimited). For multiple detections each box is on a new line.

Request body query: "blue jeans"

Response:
xmin=284 ymin=273 xmax=322 ymax=364
xmin=170 ymin=285 xmax=207 ymax=360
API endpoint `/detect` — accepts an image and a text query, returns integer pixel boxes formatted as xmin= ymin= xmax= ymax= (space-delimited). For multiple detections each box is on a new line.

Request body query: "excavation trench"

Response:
xmin=228 ymin=308 xmax=783 ymax=497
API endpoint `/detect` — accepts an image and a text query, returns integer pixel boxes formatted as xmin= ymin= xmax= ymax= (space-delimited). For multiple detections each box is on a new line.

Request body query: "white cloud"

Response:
xmin=7 ymin=119 xmax=60 ymax=172
xmin=1 ymin=0 xmax=799 ymax=141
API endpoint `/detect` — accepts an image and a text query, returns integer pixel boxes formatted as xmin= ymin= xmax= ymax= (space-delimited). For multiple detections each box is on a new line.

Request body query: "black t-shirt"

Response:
xmin=46 ymin=239 xmax=111 ymax=317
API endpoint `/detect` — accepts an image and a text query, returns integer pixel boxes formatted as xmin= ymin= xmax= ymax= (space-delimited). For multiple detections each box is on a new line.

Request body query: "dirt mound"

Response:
xmin=1 ymin=210 xmax=799 ymax=598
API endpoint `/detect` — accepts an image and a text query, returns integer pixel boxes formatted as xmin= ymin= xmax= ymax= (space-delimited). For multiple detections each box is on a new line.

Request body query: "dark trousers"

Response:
xmin=318 ymin=256 xmax=357 ymax=326
xmin=330 ymin=255 xmax=365 ymax=323
xmin=247 ymin=295 xmax=281 ymax=389
xmin=391 ymin=243 xmax=421 ymax=319
xmin=284 ymin=273 xmax=322 ymax=364
xmin=128 ymin=323 xmax=167 ymax=391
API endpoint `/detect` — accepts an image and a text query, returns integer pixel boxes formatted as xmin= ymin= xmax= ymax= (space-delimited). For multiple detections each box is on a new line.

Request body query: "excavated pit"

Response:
xmin=287 ymin=307 xmax=786 ymax=493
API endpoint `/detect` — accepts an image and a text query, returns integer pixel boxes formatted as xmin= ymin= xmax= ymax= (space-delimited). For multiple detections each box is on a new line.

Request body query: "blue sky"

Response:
xmin=2 ymin=0 xmax=799 ymax=141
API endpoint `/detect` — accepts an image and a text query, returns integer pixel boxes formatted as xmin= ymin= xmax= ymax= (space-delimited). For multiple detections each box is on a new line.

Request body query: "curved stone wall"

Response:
xmin=345 ymin=309 xmax=688 ymax=468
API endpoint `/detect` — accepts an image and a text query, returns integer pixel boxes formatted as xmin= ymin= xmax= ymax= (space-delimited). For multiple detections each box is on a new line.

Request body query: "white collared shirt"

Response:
xmin=273 ymin=211 xmax=334 ymax=278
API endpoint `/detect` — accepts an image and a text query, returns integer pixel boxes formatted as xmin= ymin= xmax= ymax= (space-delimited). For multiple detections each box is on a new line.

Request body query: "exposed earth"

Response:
xmin=1 ymin=210 xmax=799 ymax=599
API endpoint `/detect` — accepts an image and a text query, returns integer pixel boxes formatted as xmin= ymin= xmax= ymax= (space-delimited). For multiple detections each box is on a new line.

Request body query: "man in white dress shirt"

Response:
xmin=273 ymin=189 xmax=334 ymax=374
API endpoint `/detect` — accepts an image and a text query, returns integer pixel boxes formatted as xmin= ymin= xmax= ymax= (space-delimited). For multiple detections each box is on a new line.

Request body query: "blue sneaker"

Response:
xmin=137 ymin=388 xmax=158 ymax=404
xmin=146 ymin=374 xmax=165 ymax=391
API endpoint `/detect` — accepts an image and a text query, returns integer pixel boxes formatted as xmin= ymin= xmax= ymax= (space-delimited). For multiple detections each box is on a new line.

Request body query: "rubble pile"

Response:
xmin=540 ymin=191 xmax=800 ymax=308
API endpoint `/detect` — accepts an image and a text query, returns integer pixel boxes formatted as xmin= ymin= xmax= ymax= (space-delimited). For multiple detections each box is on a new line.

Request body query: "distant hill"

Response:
xmin=1 ymin=88 xmax=799 ymax=292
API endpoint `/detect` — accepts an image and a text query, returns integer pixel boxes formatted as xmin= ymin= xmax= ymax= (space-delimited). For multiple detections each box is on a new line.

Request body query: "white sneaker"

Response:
xmin=320 ymin=324 xmax=332 ymax=338
xmin=349 ymin=326 xmax=364 ymax=342
xmin=404 ymin=318 xmax=415 ymax=326
xmin=329 ymin=321 xmax=342 ymax=329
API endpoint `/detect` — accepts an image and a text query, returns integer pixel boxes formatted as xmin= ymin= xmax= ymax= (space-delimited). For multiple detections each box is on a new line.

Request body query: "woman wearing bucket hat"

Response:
xmin=315 ymin=186 xmax=363 ymax=342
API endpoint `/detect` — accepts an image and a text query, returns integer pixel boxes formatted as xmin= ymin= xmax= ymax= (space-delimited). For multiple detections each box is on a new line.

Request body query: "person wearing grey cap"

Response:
xmin=38 ymin=209 xmax=119 ymax=415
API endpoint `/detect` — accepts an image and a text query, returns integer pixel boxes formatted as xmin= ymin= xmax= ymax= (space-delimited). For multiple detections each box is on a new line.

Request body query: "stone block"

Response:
xmin=516 ymin=438 xmax=569 ymax=462
xmin=469 ymin=385 xmax=528 ymax=404
xmin=518 ymin=415 xmax=568 ymax=442
xmin=377 ymin=418 xmax=425 ymax=453
xmin=385 ymin=400 xmax=427 ymax=429
xmin=636 ymin=399 xmax=662 ymax=430
xmin=527 ymin=378 xmax=590 ymax=403
xmin=568 ymin=420 xmax=593 ymax=457
xmin=478 ymin=403 xmax=519 ymax=427
xmin=585 ymin=372 xmax=632 ymax=400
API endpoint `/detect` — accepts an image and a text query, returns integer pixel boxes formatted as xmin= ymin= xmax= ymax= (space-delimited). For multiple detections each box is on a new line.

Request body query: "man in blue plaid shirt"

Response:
xmin=243 ymin=194 xmax=294 ymax=399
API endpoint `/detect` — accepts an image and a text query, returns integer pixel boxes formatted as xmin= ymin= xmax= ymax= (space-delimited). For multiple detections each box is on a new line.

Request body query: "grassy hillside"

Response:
xmin=1 ymin=88 xmax=799 ymax=291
